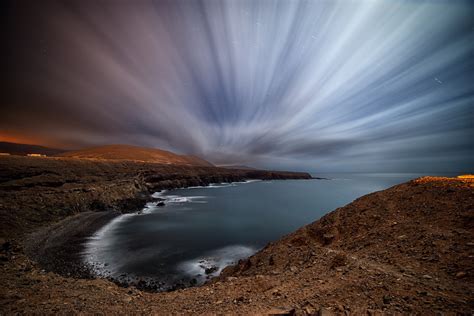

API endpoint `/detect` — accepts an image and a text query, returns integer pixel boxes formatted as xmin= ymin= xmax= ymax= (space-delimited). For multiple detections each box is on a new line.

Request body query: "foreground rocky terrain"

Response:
xmin=0 ymin=157 xmax=473 ymax=314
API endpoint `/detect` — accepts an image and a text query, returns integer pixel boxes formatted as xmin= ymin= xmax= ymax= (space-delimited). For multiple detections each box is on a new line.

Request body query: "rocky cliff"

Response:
xmin=0 ymin=155 xmax=311 ymax=239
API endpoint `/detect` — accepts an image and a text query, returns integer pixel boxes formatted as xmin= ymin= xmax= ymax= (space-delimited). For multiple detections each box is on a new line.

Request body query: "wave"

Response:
xmin=165 ymin=195 xmax=208 ymax=203
xmin=150 ymin=179 xmax=264 ymax=206
xmin=231 ymin=179 xmax=261 ymax=184
xmin=178 ymin=179 xmax=262 ymax=190
xmin=151 ymin=180 xmax=262 ymax=202
xmin=141 ymin=201 xmax=162 ymax=214
xmin=84 ymin=180 xmax=261 ymax=281
xmin=177 ymin=245 xmax=257 ymax=284
xmin=82 ymin=213 xmax=135 ymax=277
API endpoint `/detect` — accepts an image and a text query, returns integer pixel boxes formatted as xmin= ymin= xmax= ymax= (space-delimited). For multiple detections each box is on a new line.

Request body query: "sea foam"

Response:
xmin=177 ymin=245 xmax=257 ymax=284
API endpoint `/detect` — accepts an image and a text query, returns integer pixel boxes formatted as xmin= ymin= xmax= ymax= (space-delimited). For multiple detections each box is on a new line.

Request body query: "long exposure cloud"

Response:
xmin=2 ymin=0 xmax=473 ymax=172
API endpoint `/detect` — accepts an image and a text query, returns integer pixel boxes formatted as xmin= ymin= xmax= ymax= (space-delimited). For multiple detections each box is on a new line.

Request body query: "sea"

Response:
xmin=82 ymin=172 xmax=454 ymax=290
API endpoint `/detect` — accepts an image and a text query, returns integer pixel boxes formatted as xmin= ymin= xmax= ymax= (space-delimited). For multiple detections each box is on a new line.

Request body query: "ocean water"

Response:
xmin=82 ymin=173 xmax=453 ymax=290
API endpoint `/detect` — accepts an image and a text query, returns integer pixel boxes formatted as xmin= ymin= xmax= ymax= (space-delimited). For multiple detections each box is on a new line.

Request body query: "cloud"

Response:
xmin=1 ymin=0 xmax=473 ymax=172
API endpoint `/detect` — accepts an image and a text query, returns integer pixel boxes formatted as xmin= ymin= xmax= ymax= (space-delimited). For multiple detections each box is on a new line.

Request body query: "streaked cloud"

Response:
xmin=2 ymin=0 xmax=473 ymax=172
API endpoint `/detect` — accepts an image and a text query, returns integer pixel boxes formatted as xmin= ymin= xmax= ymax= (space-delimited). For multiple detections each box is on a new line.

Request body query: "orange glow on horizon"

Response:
xmin=0 ymin=131 xmax=67 ymax=149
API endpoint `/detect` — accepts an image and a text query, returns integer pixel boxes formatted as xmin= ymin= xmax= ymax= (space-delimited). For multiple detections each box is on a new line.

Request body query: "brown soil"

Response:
xmin=0 ymin=157 xmax=473 ymax=314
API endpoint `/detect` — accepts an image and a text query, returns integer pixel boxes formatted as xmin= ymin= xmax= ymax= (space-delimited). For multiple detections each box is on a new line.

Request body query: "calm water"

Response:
xmin=82 ymin=173 xmax=452 ymax=289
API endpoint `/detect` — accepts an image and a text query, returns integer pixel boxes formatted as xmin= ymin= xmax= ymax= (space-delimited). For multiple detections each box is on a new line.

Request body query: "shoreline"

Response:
xmin=0 ymin=155 xmax=312 ymax=240
xmin=22 ymin=178 xmax=317 ymax=288
xmin=1 ymin=176 xmax=473 ymax=314
xmin=23 ymin=211 xmax=120 ymax=279
xmin=3 ymin=155 xmax=471 ymax=313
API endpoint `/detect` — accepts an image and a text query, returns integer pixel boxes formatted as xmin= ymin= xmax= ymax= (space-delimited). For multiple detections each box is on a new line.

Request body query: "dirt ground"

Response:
xmin=0 ymin=157 xmax=473 ymax=314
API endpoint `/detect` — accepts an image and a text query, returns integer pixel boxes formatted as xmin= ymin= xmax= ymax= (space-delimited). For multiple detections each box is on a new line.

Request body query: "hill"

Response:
xmin=181 ymin=155 xmax=215 ymax=167
xmin=218 ymin=176 xmax=474 ymax=314
xmin=0 ymin=141 xmax=65 ymax=156
xmin=58 ymin=144 xmax=213 ymax=167
xmin=217 ymin=165 xmax=257 ymax=170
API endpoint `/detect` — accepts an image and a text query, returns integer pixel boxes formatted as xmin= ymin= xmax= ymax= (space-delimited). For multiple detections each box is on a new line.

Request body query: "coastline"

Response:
xmin=2 ymin=155 xmax=472 ymax=313
xmin=23 ymin=178 xmax=316 ymax=287
xmin=0 ymin=156 xmax=312 ymax=285
xmin=23 ymin=211 xmax=120 ymax=279
xmin=0 ymin=155 xmax=311 ymax=240
xmin=1 ymin=175 xmax=472 ymax=314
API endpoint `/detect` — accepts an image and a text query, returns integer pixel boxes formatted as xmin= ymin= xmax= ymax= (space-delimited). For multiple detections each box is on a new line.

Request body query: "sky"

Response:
xmin=1 ymin=0 xmax=473 ymax=172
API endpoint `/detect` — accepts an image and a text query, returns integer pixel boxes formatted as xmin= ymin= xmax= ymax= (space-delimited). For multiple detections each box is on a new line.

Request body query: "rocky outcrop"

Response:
xmin=143 ymin=169 xmax=311 ymax=192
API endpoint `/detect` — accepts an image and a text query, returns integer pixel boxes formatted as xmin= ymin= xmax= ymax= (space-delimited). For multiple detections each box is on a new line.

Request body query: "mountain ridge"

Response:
xmin=58 ymin=144 xmax=214 ymax=167
xmin=0 ymin=142 xmax=214 ymax=167
xmin=0 ymin=141 xmax=66 ymax=156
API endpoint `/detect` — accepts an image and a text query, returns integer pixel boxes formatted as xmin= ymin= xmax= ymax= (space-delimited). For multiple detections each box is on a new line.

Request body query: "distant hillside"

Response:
xmin=181 ymin=155 xmax=214 ymax=167
xmin=0 ymin=142 xmax=65 ymax=156
xmin=217 ymin=165 xmax=257 ymax=170
xmin=58 ymin=144 xmax=214 ymax=167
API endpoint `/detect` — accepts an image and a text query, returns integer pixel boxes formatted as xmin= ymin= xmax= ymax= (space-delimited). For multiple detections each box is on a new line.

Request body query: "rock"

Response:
xmin=303 ymin=305 xmax=316 ymax=315
xmin=455 ymin=271 xmax=467 ymax=279
xmin=233 ymin=296 xmax=245 ymax=304
xmin=422 ymin=274 xmax=432 ymax=279
xmin=383 ymin=295 xmax=392 ymax=304
xmin=205 ymin=266 xmax=218 ymax=275
xmin=330 ymin=253 xmax=347 ymax=269
xmin=2 ymin=240 xmax=11 ymax=252
xmin=269 ymin=255 xmax=275 ymax=266
xmin=157 ymin=201 xmax=165 ymax=206
xmin=318 ymin=307 xmax=334 ymax=316
xmin=322 ymin=234 xmax=335 ymax=245
xmin=241 ymin=259 xmax=252 ymax=271
xmin=304 ymin=308 xmax=315 ymax=316
xmin=267 ymin=307 xmax=295 ymax=315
